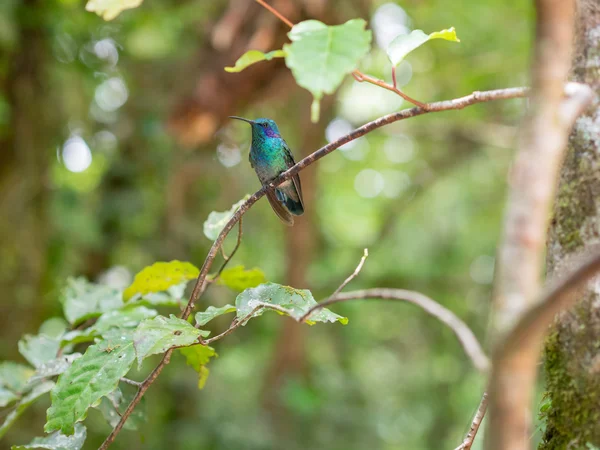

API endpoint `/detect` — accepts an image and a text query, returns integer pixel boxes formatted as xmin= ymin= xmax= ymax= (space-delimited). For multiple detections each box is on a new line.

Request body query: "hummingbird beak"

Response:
xmin=229 ymin=116 xmax=254 ymax=124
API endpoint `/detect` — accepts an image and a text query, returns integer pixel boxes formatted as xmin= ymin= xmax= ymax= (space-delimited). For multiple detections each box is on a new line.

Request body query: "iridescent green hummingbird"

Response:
xmin=229 ymin=116 xmax=304 ymax=225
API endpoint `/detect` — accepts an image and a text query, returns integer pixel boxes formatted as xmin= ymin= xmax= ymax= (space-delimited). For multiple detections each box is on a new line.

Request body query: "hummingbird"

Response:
xmin=229 ymin=116 xmax=304 ymax=226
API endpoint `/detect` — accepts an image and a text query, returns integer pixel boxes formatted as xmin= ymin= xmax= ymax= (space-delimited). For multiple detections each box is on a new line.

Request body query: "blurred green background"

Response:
xmin=0 ymin=0 xmax=533 ymax=448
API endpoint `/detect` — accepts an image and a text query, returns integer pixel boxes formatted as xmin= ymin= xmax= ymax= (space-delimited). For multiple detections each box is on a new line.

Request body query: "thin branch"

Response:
xmin=119 ymin=378 xmax=142 ymax=388
xmin=100 ymin=86 xmax=527 ymax=448
xmin=352 ymin=70 xmax=428 ymax=108
xmin=248 ymin=301 xmax=295 ymax=317
xmin=204 ymin=305 xmax=263 ymax=345
xmin=255 ymin=0 xmax=293 ymax=28
xmin=327 ymin=248 xmax=368 ymax=302
xmin=455 ymin=391 xmax=489 ymax=450
xmin=302 ymin=288 xmax=490 ymax=373
xmin=215 ymin=217 xmax=243 ymax=279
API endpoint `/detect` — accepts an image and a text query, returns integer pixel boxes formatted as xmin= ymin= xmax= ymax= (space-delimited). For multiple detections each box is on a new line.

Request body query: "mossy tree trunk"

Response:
xmin=541 ymin=1 xmax=600 ymax=448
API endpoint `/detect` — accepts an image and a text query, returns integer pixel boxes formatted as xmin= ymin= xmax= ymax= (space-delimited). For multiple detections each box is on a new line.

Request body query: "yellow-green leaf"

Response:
xmin=386 ymin=27 xmax=460 ymax=67
xmin=217 ymin=266 xmax=266 ymax=292
xmin=123 ymin=261 xmax=199 ymax=301
xmin=225 ymin=50 xmax=286 ymax=73
xmin=85 ymin=0 xmax=143 ymax=20
xmin=179 ymin=346 xmax=216 ymax=389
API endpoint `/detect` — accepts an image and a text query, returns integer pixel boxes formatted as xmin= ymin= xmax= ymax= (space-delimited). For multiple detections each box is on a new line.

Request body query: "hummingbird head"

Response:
xmin=229 ymin=116 xmax=281 ymax=140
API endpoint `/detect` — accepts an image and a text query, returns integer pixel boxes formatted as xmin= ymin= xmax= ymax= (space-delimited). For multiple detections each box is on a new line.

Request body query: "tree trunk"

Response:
xmin=541 ymin=1 xmax=600 ymax=448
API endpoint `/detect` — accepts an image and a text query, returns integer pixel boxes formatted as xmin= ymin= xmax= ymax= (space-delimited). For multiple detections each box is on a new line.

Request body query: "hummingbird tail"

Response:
xmin=275 ymin=184 xmax=304 ymax=216
xmin=266 ymin=190 xmax=294 ymax=226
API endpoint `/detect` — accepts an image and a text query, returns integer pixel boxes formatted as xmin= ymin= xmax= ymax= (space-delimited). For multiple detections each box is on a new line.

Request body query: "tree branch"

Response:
xmin=455 ymin=391 xmax=489 ymax=450
xmin=302 ymin=288 xmax=489 ymax=373
xmin=215 ymin=217 xmax=243 ymax=279
xmin=99 ymin=86 xmax=526 ymax=448
xmin=486 ymin=0 xmax=594 ymax=445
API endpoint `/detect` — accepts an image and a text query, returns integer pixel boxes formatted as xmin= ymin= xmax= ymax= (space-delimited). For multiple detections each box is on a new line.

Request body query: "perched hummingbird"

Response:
xmin=229 ymin=116 xmax=304 ymax=226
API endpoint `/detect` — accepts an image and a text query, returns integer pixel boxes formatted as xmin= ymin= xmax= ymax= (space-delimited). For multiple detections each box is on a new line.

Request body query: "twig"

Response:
xmin=215 ymin=217 xmax=243 ymax=279
xmin=254 ymin=0 xmax=293 ymax=27
xmin=329 ymin=248 xmax=368 ymax=300
xmin=204 ymin=305 xmax=263 ymax=345
xmin=248 ymin=301 xmax=295 ymax=317
xmin=254 ymin=0 xmax=428 ymax=108
xmin=100 ymin=87 xmax=527 ymax=448
xmin=100 ymin=351 xmax=172 ymax=450
xmin=301 ymin=288 xmax=489 ymax=373
xmin=455 ymin=391 xmax=488 ymax=450
xmin=119 ymin=378 xmax=142 ymax=388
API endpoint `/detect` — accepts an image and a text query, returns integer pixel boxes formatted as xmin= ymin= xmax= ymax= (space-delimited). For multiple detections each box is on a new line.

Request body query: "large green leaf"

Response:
xmin=0 ymin=362 xmax=35 ymax=394
xmin=123 ymin=261 xmax=199 ymax=301
xmin=85 ymin=0 xmax=143 ymax=20
xmin=12 ymin=423 xmax=86 ymax=450
xmin=194 ymin=304 xmax=236 ymax=327
xmin=0 ymin=387 xmax=18 ymax=407
xmin=61 ymin=306 xmax=158 ymax=346
xmin=133 ymin=315 xmax=209 ymax=368
xmin=225 ymin=50 xmax=286 ymax=73
xmin=386 ymin=27 xmax=460 ymax=67
xmin=61 ymin=278 xmax=123 ymax=326
xmin=283 ymin=19 xmax=372 ymax=122
xmin=179 ymin=346 xmax=217 ymax=389
xmin=45 ymin=336 xmax=136 ymax=435
xmin=203 ymin=196 xmax=249 ymax=241
xmin=0 ymin=381 xmax=54 ymax=439
xmin=29 ymin=354 xmax=82 ymax=385
xmin=18 ymin=334 xmax=60 ymax=368
xmin=95 ymin=388 xmax=144 ymax=431
xmin=217 ymin=266 xmax=267 ymax=292
xmin=235 ymin=283 xmax=348 ymax=325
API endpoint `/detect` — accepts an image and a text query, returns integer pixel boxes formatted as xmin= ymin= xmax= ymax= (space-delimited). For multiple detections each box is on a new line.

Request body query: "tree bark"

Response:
xmin=542 ymin=1 xmax=600 ymax=448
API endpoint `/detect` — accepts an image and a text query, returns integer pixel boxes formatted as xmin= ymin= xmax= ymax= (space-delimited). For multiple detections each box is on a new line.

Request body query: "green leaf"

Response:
xmin=0 ymin=381 xmax=54 ymax=439
xmin=61 ymin=306 xmax=158 ymax=346
xmin=95 ymin=388 xmax=144 ymax=431
xmin=217 ymin=266 xmax=267 ymax=292
xmin=133 ymin=282 xmax=188 ymax=308
xmin=203 ymin=196 xmax=249 ymax=241
xmin=123 ymin=261 xmax=199 ymax=301
xmin=386 ymin=27 xmax=460 ymax=67
xmin=225 ymin=49 xmax=286 ymax=73
xmin=133 ymin=315 xmax=209 ymax=368
xmin=61 ymin=278 xmax=123 ymax=326
xmin=194 ymin=304 xmax=236 ymax=327
xmin=19 ymin=334 xmax=60 ymax=368
xmin=179 ymin=346 xmax=216 ymax=389
xmin=0 ymin=362 xmax=35 ymax=394
xmin=45 ymin=336 xmax=136 ymax=435
xmin=38 ymin=318 xmax=68 ymax=340
xmin=283 ymin=19 xmax=372 ymax=122
xmin=235 ymin=282 xmax=348 ymax=325
xmin=0 ymin=387 xmax=18 ymax=407
xmin=12 ymin=423 xmax=86 ymax=450
xmin=85 ymin=0 xmax=143 ymax=20
xmin=29 ymin=354 xmax=82 ymax=385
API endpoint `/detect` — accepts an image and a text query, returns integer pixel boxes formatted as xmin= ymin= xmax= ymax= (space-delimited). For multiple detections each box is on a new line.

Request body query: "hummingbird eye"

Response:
xmin=261 ymin=123 xmax=268 ymax=128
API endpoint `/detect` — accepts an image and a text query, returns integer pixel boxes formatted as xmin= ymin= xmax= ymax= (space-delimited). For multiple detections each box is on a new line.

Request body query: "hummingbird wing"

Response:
xmin=282 ymin=141 xmax=304 ymax=207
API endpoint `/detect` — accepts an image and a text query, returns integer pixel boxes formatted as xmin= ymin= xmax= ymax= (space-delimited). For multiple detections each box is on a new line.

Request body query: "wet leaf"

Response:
xmin=195 ymin=304 xmax=236 ymax=327
xmin=12 ymin=423 xmax=86 ymax=450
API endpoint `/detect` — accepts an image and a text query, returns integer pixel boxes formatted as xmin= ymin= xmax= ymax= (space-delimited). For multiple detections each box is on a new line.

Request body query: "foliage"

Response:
xmin=85 ymin=0 xmax=143 ymax=20
xmin=236 ymin=282 xmax=348 ymax=325
xmin=123 ymin=261 xmax=200 ymax=301
xmin=386 ymin=27 xmax=460 ymax=67
xmin=194 ymin=304 xmax=237 ymax=327
xmin=133 ymin=315 xmax=209 ymax=367
xmin=217 ymin=265 xmax=267 ymax=291
xmin=225 ymin=50 xmax=286 ymax=73
xmin=12 ymin=424 xmax=86 ymax=450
